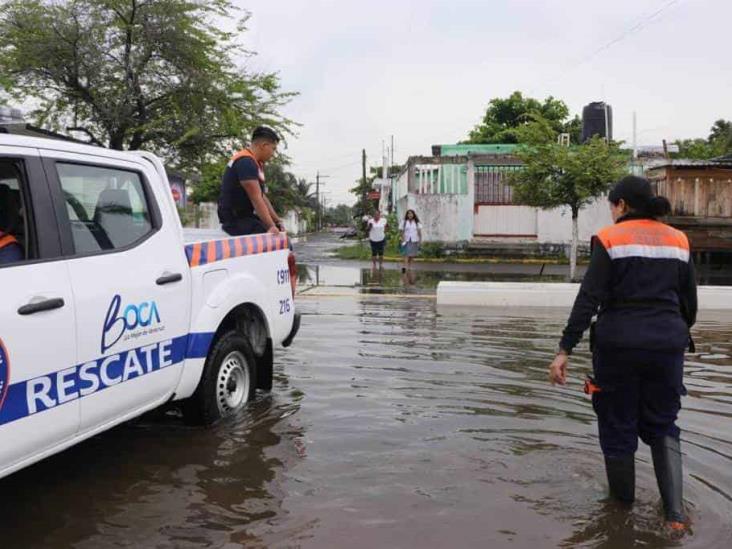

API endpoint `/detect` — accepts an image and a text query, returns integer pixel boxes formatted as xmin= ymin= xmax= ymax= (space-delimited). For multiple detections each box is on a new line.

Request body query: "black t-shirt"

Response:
xmin=218 ymin=156 xmax=263 ymax=221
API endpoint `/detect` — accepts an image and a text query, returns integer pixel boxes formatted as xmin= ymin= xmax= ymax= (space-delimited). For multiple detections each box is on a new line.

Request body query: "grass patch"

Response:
xmin=334 ymin=241 xmax=587 ymax=265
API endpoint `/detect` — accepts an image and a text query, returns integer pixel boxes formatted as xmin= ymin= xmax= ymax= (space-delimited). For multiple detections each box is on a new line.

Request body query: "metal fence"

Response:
xmin=474 ymin=165 xmax=522 ymax=205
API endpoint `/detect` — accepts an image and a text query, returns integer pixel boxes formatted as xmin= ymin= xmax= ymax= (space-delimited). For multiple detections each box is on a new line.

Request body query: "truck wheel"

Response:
xmin=183 ymin=331 xmax=257 ymax=425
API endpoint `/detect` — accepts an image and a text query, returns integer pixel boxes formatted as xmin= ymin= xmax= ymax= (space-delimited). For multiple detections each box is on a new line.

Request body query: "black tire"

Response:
xmin=183 ymin=331 xmax=257 ymax=425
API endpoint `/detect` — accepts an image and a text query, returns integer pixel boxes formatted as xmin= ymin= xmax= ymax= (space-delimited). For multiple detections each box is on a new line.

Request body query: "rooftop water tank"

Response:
xmin=581 ymin=102 xmax=613 ymax=143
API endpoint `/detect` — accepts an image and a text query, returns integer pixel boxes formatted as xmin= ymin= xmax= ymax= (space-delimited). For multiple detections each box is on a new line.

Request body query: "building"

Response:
xmin=391 ymin=144 xmax=612 ymax=253
xmin=646 ymin=158 xmax=732 ymax=254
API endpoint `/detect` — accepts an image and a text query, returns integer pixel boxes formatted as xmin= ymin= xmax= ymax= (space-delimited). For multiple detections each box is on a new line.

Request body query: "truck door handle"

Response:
xmin=18 ymin=298 xmax=65 ymax=316
xmin=156 ymin=272 xmax=183 ymax=285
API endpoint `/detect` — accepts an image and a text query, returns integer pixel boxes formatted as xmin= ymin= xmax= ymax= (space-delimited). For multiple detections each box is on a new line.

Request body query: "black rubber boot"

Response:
xmin=651 ymin=436 xmax=685 ymax=524
xmin=604 ymin=454 xmax=635 ymax=503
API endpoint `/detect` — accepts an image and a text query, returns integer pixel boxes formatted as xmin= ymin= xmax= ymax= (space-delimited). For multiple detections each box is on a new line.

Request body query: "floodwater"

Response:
xmin=2 ymin=234 xmax=732 ymax=548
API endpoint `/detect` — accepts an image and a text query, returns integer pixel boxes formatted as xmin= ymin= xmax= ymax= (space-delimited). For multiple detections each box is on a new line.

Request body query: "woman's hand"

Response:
xmin=549 ymin=351 xmax=569 ymax=385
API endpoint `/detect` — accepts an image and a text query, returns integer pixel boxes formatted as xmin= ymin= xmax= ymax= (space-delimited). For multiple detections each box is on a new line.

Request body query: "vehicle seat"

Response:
xmin=93 ymin=189 xmax=135 ymax=248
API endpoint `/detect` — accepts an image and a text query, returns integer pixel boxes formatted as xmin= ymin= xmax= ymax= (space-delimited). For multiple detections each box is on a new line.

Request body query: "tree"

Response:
xmin=510 ymin=136 xmax=626 ymax=280
xmin=324 ymin=204 xmax=353 ymax=227
xmin=0 ymin=0 xmax=295 ymax=168
xmin=674 ymin=138 xmax=721 ymax=160
xmin=467 ymin=91 xmax=580 ymax=144
xmin=709 ymin=119 xmax=732 ymax=145
xmin=188 ymin=156 xmax=312 ymax=224
xmin=350 ymin=173 xmax=376 ymax=222
xmin=674 ymin=119 xmax=732 ymax=160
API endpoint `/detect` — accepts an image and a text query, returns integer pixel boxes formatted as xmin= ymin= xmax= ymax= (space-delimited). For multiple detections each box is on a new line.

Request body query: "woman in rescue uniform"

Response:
xmin=549 ymin=175 xmax=697 ymax=531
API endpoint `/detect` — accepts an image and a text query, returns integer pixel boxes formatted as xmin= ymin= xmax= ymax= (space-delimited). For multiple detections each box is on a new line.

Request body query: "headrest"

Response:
xmin=94 ymin=189 xmax=132 ymax=219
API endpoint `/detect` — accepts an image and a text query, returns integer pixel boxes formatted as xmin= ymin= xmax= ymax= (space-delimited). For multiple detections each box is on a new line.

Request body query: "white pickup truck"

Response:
xmin=0 ymin=134 xmax=300 ymax=480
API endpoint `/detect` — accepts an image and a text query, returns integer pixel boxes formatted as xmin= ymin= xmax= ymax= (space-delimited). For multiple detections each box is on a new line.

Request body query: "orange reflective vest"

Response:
xmin=229 ymin=149 xmax=266 ymax=186
xmin=0 ymin=230 xmax=18 ymax=250
xmin=595 ymin=218 xmax=690 ymax=262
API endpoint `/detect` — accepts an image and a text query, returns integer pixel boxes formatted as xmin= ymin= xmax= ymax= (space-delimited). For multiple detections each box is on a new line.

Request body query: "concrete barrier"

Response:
xmin=436 ymin=282 xmax=732 ymax=310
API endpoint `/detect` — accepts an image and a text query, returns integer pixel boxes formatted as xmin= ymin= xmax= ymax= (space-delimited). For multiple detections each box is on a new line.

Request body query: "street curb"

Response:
xmin=436 ymin=282 xmax=732 ymax=310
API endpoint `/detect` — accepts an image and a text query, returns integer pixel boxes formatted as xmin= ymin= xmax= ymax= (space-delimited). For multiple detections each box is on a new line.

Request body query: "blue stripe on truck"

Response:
xmin=186 ymin=332 xmax=215 ymax=359
xmin=0 ymin=332 xmax=215 ymax=428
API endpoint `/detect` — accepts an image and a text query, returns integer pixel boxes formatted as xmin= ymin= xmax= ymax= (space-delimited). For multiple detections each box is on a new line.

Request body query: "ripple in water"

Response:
xmin=0 ymin=296 xmax=730 ymax=548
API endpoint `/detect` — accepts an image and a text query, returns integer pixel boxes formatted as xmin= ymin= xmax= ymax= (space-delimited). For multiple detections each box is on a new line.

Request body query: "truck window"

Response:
xmin=0 ymin=160 xmax=31 ymax=266
xmin=56 ymin=163 xmax=154 ymax=254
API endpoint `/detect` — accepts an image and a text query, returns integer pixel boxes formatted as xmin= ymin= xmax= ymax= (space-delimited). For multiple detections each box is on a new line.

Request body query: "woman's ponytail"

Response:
xmin=648 ymin=196 xmax=671 ymax=217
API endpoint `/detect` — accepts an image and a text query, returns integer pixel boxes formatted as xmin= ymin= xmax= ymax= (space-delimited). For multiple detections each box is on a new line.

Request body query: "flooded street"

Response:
xmin=2 ymin=234 xmax=732 ymax=548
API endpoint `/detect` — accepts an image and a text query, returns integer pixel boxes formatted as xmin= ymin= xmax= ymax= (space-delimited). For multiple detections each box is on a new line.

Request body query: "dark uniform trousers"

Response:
xmin=592 ymin=348 xmax=685 ymax=456
xmin=221 ymin=215 xmax=268 ymax=237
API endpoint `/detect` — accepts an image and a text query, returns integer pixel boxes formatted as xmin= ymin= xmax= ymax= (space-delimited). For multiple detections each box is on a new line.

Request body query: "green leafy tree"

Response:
xmin=189 ymin=158 xmax=226 ymax=204
xmin=709 ymin=119 xmax=732 ymax=145
xmin=674 ymin=119 xmax=732 ymax=160
xmin=0 ymin=0 xmax=295 ymax=168
xmin=189 ymin=156 xmax=313 ymax=224
xmin=350 ymin=174 xmax=376 ymax=224
xmin=674 ymin=138 xmax=721 ymax=160
xmin=467 ymin=91 xmax=580 ymax=145
xmin=324 ymin=204 xmax=353 ymax=226
xmin=510 ymin=136 xmax=626 ymax=280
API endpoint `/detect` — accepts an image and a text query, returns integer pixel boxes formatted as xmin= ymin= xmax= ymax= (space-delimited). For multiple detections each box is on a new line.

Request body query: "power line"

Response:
xmin=538 ymin=0 xmax=683 ymax=89
xmin=578 ymin=0 xmax=681 ymax=69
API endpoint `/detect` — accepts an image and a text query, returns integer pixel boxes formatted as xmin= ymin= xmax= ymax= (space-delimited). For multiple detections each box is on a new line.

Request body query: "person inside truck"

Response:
xmin=217 ymin=126 xmax=285 ymax=236
xmin=0 ymin=179 xmax=24 ymax=265
xmin=0 ymin=229 xmax=22 ymax=264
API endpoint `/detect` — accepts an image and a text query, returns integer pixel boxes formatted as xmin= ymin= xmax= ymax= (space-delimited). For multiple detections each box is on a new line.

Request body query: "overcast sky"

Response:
xmin=232 ymin=0 xmax=731 ymax=206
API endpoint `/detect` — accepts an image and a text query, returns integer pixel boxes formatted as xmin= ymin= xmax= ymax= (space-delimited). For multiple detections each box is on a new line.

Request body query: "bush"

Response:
xmin=419 ymin=242 xmax=445 ymax=259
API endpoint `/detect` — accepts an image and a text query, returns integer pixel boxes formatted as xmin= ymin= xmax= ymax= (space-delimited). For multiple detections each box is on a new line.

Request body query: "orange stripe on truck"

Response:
xmin=185 ymin=233 xmax=290 ymax=267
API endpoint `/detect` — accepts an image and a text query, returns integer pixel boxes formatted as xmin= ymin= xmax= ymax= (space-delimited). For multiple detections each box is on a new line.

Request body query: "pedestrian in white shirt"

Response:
xmin=399 ymin=209 xmax=422 ymax=272
xmin=367 ymin=210 xmax=388 ymax=269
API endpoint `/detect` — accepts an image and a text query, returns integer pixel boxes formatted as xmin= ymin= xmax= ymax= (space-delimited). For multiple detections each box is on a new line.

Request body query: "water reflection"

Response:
xmin=298 ymin=262 xmax=566 ymax=291
xmin=1 ymin=294 xmax=731 ymax=547
xmin=0 ymin=392 xmax=310 ymax=548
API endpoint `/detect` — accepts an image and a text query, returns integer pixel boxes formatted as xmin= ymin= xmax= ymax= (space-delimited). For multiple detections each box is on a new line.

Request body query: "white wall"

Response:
xmin=196 ymin=202 xmax=220 ymax=230
xmin=474 ymin=206 xmax=538 ymax=236
xmin=537 ymin=196 xmax=613 ymax=244
xmin=283 ymin=210 xmax=309 ymax=235
xmin=399 ymin=193 xmax=474 ymax=243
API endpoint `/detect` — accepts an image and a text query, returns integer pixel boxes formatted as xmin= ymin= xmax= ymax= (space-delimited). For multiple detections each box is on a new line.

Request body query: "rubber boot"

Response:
xmin=604 ymin=454 xmax=635 ymax=503
xmin=651 ymin=436 xmax=685 ymax=527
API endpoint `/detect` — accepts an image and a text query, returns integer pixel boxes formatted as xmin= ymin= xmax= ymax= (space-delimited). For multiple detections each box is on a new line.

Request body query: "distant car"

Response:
xmin=339 ymin=227 xmax=358 ymax=239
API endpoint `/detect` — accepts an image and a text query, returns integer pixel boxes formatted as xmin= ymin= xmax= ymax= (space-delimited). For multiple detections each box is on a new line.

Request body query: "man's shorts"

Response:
xmin=370 ymin=239 xmax=386 ymax=257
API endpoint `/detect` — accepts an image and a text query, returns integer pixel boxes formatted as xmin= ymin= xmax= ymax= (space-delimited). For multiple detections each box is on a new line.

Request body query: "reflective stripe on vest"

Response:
xmin=228 ymin=149 xmax=265 ymax=184
xmin=0 ymin=231 xmax=18 ymax=250
xmin=596 ymin=219 xmax=690 ymax=262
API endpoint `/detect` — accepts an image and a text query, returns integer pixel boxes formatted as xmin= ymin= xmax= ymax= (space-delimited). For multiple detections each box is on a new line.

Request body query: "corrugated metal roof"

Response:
xmin=648 ymin=158 xmax=732 ymax=169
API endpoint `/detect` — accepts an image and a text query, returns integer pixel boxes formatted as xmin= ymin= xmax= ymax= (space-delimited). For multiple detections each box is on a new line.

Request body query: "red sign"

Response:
xmin=367 ymin=191 xmax=380 ymax=200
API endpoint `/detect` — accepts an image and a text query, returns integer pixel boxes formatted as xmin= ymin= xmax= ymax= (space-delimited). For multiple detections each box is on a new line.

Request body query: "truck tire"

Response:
xmin=183 ymin=331 xmax=257 ymax=425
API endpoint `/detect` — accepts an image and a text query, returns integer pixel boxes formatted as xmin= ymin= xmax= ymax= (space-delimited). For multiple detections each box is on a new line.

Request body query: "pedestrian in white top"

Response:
xmin=367 ymin=210 xmax=388 ymax=269
xmin=399 ymin=209 xmax=422 ymax=272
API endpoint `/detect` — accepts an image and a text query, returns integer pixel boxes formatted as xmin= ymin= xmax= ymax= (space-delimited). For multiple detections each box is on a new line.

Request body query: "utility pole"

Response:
xmin=316 ymin=171 xmax=329 ymax=231
xmin=390 ymin=135 xmax=395 ymax=213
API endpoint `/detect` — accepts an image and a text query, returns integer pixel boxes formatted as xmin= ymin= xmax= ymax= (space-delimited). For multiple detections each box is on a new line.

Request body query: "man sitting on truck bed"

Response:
xmin=218 ymin=126 xmax=285 ymax=236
